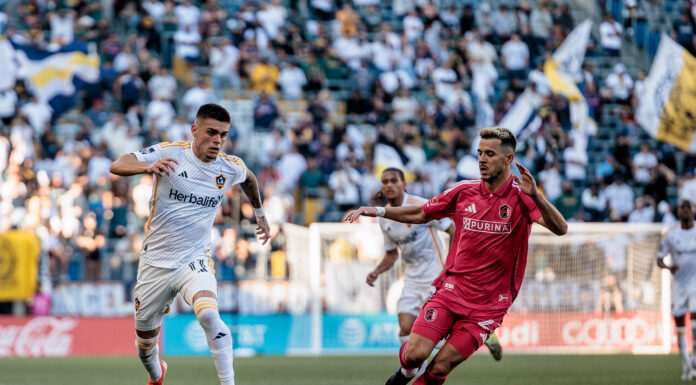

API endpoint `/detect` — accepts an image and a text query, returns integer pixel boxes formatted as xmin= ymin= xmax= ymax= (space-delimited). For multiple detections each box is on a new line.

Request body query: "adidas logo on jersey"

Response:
xmin=178 ymin=171 xmax=188 ymax=178
xmin=465 ymin=203 xmax=477 ymax=213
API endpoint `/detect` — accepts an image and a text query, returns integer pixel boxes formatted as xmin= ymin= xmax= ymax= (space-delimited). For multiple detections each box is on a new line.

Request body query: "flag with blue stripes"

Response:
xmin=10 ymin=39 xmax=100 ymax=117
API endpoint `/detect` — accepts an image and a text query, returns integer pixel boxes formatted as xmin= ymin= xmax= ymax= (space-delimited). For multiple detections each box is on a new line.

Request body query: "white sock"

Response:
xmin=678 ymin=327 xmax=690 ymax=371
xmin=136 ymin=335 xmax=162 ymax=381
xmin=195 ymin=297 xmax=234 ymax=385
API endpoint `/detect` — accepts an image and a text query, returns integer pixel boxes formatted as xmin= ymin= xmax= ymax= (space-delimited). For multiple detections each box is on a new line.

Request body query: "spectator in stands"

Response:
xmin=582 ymin=182 xmax=607 ymax=222
xmin=459 ymin=4 xmax=475 ymax=34
xmin=632 ymin=143 xmax=658 ymax=185
xmin=174 ymin=0 xmax=200 ymax=32
xmin=250 ymin=56 xmax=279 ymax=93
xmin=475 ymin=3 xmax=494 ymax=40
xmin=336 ymin=3 xmax=359 ymax=38
xmin=49 ymin=8 xmax=75 ymax=46
xmin=432 ymin=58 xmax=458 ymax=100
xmin=501 ymin=33 xmax=530 ymax=82
xmin=563 ymin=139 xmax=588 ymax=183
xmin=604 ymin=63 xmax=633 ymax=102
xmin=673 ymin=12 xmax=695 ymax=54
xmin=628 ymin=196 xmax=655 ymax=223
xmin=173 ymin=23 xmax=201 ymax=63
xmin=555 ymin=3 xmax=574 ymax=33
xmin=328 ymin=160 xmax=361 ymax=211
xmin=277 ymin=144 xmax=307 ymax=193
xmin=492 ymin=5 xmax=516 ymax=43
xmin=210 ymin=37 xmax=241 ymax=90
xmin=554 ymin=180 xmax=581 ymax=220
xmin=599 ymin=13 xmax=623 ymax=56
xmin=530 ymin=1 xmax=553 ymax=44
xmin=0 ymin=88 xmax=18 ymax=127
xmin=182 ymin=78 xmax=215 ymax=123
xmin=403 ymin=9 xmax=423 ymax=43
xmin=604 ymin=175 xmax=635 ymax=221
xmin=278 ymin=61 xmax=307 ymax=100
xmin=679 ymin=173 xmax=696 ymax=202
xmin=20 ymin=94 xmax=52 ymax=136
xmin=253 ymin=92 xmax=280 ymax=131
xmin=538 ymin=160 xmax=562 ymax=202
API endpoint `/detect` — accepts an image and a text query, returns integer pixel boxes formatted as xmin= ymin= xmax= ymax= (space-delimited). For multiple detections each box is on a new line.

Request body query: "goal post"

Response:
xmin=287 ymin=221 xmax=671 ymax=355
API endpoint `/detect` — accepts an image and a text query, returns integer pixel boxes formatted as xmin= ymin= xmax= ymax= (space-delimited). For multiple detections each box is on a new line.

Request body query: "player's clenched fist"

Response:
xmin=366 ymin=271 xmax=379 ymax=286
xmin=147 ymin=158 xmax=179 ymax=177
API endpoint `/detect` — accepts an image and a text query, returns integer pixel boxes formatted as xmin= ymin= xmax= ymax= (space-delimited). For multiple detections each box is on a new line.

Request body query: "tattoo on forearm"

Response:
xmin=241 ymin=171 xmax=263 ymax=208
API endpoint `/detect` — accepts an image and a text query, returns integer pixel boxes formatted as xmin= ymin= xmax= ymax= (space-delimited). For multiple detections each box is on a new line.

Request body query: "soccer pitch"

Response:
xmin=0 ymin=354 xmax=686 ymax=385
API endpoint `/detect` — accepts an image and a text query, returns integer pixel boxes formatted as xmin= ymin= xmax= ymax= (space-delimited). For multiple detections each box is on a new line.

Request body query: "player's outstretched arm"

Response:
xmin=514 ymin=161 xmax=568 ymax=236
xmin=240 ymin=169 xmax=271 ymax=245
xmin=109 ymin=153 xmax=179 ymax=177
xmin=343 ymin=205 xmax=429 ymax=224
xmin=366 ymin=249 xmax=399 ymax=286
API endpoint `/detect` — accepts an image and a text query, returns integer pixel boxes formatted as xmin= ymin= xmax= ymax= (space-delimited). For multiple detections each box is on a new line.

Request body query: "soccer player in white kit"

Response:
xmin=110 ymin=104 xmax=271 ymax=385
xmin=658 ymin=198 xmax=696 ymax=380
xmin=366 ymin=168 xmax=503 ymax=361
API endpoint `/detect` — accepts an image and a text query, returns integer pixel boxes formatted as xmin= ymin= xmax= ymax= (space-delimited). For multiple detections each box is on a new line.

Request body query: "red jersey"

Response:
xmin=422 ymin=176 xmax=541 ymax=310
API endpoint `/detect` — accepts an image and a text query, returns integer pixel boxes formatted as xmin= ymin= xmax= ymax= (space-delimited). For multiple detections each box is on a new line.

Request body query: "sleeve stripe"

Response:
xmin=144 ymin=176 xmax=160 ymax=239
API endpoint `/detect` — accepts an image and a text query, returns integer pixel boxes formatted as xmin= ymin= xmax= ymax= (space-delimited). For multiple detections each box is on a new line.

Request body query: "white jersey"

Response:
xmin=134 ymin=140 xmax=247 ymax=269
xmin=378 ymin=193 xmax=452 ymax=286
xmin=659 ymin=225 xmax=696 ymax=293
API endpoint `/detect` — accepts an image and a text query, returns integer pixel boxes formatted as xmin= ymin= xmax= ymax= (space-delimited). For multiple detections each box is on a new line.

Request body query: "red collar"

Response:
xmin=479 ymin=175 xmax=513 ymax=197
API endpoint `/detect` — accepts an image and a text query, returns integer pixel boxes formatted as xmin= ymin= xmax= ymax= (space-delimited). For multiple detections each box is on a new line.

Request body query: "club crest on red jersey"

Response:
xmin=424 ymin=308 xmax=438 ymax=322
xmin=499 ymin=204 xmax=511 ymax=220
xmin=215 ymin=173 xmax=226 ymax=190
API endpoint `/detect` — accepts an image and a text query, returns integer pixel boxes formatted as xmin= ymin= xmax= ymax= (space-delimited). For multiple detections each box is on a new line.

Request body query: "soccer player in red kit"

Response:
xmin=344 ymin=127 xmax=567 ymax=385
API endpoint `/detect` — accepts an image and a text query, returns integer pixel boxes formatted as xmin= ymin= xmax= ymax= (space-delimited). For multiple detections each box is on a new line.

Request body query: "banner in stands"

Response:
xmin=0 ymin=231 xmax=40 ymax=301
xmin=52 ymin=282 xmax=131 ymax=316
xmin=0 ymin=316 xmax=133 ymax=357
xmin=637 ymin=35 xmax=696 ymax=153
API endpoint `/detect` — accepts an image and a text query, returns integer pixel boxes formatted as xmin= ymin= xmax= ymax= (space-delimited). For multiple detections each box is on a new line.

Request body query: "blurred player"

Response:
xmin=657 ymin=198 xmax=696 ymax=380
xmin=345 ymin=127 xmax=567 ymax=385
xmin=110 ymin=104 xmax=270 ymax=385
xmin=367 ymin=167 xmax=503 ymax=361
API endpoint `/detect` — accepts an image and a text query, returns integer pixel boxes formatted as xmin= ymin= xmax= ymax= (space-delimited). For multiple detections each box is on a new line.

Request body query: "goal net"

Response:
xmin=296 ymin=221 xmax=669 ymax=354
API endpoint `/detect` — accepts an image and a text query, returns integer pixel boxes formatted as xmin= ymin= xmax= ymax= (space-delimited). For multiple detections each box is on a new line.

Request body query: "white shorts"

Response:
xmin=672 ymin=282 xmax=696 ymax=317
xmin=134 ymin=254 xmax=217 ymax=330
xmin=397 ymin=282 xmax=434 ymax=316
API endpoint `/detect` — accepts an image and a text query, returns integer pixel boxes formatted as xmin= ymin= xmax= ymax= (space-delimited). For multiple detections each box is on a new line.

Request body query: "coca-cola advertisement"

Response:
xmin=0 ymin=317 xmax=134 ymax=357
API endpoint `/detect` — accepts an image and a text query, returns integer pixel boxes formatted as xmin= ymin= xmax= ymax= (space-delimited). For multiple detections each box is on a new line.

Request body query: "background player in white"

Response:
xmin=366 ymin=167 xmax=503 ymax=361
xmin=658 ymin=198 xmax=696 ymax=380
xmin=110 ymin=104 xmax=270 ymax=385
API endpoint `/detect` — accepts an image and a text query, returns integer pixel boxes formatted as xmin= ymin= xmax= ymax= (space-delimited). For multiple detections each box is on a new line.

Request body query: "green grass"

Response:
xmin=0 ymin=354 xmax=687 ymax=385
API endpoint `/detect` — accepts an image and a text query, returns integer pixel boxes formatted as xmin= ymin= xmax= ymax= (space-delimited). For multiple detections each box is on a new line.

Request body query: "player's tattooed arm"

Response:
xmin=240 ymin=169 xmax=271 ymax=245
xmin=240 ymin=169 xmax=263 ymax=209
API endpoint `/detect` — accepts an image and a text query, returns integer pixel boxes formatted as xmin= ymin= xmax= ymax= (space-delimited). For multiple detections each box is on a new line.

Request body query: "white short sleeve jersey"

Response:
xmin=134 ymin=140 xmax=247 ymax=269
xmin=659 ymin=225 xmax=696 ymax=293
xmin=378 ymin=193 xmax=452 ymax=286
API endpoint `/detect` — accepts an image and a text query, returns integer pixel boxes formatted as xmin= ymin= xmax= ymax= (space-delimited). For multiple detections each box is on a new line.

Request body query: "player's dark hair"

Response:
xmin=196 ymin=103 xmax=231 ymax=123
xmin=382 ymin=167 xmax=405 ymax=182
xmin=480 ymin=126 xmax=517 ymax=153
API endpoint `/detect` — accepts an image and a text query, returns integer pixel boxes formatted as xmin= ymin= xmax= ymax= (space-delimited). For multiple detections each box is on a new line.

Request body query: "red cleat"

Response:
xmin=147 ymin=360 xmax=167 ymax=385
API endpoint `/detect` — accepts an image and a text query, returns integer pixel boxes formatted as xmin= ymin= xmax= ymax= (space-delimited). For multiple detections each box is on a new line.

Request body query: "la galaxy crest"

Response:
xmin=215 ymin=174 xmax=226 ymax=190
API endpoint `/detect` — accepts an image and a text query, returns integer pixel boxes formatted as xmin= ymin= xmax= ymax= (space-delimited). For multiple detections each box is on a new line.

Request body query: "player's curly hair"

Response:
xmin=480 ymin=126 xmax=517 ymax=152
xmin=196 ymin=103 xmax=231 ymax=123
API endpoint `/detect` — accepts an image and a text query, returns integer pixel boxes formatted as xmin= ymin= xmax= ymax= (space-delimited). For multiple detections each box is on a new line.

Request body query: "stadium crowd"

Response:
xmin=0 ymin=0 xmax=695 ymax=291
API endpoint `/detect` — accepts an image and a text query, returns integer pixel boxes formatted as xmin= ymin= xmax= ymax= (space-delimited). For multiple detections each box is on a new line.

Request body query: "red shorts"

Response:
xmin=411 ymin=288 xmax=506 ymax=358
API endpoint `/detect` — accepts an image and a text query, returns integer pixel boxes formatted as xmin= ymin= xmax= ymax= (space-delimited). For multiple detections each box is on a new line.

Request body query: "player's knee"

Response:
xmin=194 ymin=297 xmax=221 ymax=330
xmin=429 ymin=360 xmax=453 ymax=377
xmin=404 ymin=342 xmax=430 ymax=366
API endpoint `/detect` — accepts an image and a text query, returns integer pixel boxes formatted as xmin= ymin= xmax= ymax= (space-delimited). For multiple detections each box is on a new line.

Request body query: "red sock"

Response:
xmin=413 ymin=368 xmax=447 ymax=385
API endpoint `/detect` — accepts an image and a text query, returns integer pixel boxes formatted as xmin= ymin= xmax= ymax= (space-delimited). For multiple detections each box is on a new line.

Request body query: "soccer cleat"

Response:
xmin=485 ymin=333 xmax=503 ymax=361
xmin=147 ymin=360 xmax=167 ymax=385
xmin=385 ymin=367 xmax=414 ymax=385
